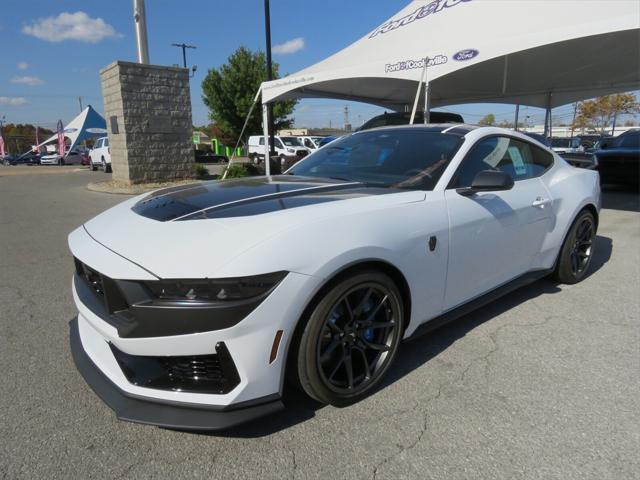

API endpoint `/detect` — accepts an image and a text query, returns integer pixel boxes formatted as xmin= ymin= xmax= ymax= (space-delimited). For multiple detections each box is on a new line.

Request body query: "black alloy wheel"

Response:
xmin=554 ymin=210 xmax=596 ymax=284
xmin=297 ymin=270 xmax=404 ymax=405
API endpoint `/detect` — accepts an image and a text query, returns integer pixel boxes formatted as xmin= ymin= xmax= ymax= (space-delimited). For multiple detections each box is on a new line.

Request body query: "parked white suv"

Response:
xmin=297 ymin=136 xmax=323 ymax=150
xmin=90 ymin=137 xmax=112 ymax=173
xmin=247 ymin=135 xmax=310 ymax=164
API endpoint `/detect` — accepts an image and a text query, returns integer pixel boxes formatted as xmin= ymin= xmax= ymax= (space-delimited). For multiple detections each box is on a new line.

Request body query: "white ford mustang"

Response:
xmin=68 ymin=125 xmax=600 ymax=430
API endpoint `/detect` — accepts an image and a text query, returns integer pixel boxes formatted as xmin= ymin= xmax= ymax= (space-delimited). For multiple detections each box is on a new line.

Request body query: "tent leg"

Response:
xmin=544 ymin=93 xmax=552 ymax=138
xmin=262 ymin=103 xmax=270 ymax=177
xmin=514 ymin=104 xmax=519 ymax=131
xmin=410 ymin=60 xmax=427 ymax=124
xmin=423 ymin=81 xmax=430 ymax=124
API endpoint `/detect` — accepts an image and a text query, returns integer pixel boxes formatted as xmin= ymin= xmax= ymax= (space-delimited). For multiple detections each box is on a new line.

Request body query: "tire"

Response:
xmin=91 ymin=162 xmax=98 ymax=171
xmin=102 ymin=157 xmax=112 ymax=173
xmin=296 ymin=270 xmax=405 ymax=406
xmin=554 ymin=210 xmax=596 ymax=284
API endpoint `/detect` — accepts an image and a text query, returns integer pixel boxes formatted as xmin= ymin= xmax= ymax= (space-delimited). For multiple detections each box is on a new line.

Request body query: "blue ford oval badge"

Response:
xmin=453 ymin=49 xmax=479 ymax=61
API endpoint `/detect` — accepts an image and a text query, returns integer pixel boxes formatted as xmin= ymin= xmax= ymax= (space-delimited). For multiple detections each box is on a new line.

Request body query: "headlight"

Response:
xmin=287 ymin=148 xmax=294 ymax=153
xmin=145 ymin=271 xmax=288 ymax=302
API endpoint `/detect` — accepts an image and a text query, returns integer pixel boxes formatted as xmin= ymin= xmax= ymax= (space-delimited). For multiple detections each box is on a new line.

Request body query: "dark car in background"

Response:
xmin=194 ymin=149 xmax=228 ymax=163
xmin=593 ymin=129 xmax=640 ymax=186
xmin=2 ymin=152 xmax=40 ymax=166
xmin=356 ymin=111 xmax=464 ymax=131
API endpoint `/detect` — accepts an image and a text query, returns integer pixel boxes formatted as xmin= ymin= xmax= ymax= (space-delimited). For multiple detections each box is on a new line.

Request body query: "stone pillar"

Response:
xmin=100 ymin=61 xmax=194 ymax=184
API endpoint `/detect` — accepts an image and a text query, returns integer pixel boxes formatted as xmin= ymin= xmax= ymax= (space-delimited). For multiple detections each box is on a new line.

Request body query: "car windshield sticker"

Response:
xmin=508 ymin=146 xmax=527 ymax=176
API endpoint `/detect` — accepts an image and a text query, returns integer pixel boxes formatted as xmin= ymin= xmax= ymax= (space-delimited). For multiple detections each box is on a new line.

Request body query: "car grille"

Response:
xmin=296 ymin=150 xmax=308 ymax=158
xmin=74 ymin=258 xmax=128 ymax=314
xmin=109 ymin=342 xmax=240 ymax=394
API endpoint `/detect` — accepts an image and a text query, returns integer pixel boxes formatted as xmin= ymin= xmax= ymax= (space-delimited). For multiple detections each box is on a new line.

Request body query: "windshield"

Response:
xmin=289 ymin=129 xmax=462 ymax=191
xmin=281 ymin=137 xmax=303 ymax=147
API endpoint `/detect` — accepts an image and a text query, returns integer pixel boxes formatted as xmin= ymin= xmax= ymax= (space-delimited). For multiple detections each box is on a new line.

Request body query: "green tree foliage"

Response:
xmin=572 ymin=93 xmax=639 ymax=134
xmin=478 ymin=113 xmax=496 ymax=126
xmin=0 ymin=124 xmax=54 ymax=154
xmin=201 ymin=47 xmax=297 ymax=143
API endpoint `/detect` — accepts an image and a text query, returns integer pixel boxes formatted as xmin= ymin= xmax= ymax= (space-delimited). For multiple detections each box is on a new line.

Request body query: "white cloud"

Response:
xmin=272 ymin=37 xmax=305 ymax=55
xmin=11 ymin=76 xmax=44 ymax=86
xmin=0 ymin=97 xmax=28 ymax=106
xmin=22 ymin=11 xmax=122 ymax=43
xmin=17 ymin=62 xmax=28 ymax=70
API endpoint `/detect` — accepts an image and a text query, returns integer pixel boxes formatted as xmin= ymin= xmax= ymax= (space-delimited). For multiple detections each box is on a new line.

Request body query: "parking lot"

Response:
xmin=0 ymin=167 xmax=638 ymax=480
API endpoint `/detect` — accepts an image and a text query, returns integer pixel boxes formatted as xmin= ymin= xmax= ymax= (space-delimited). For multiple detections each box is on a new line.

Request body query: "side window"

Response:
xmin=304 ymin=138 xmax=314 ymax=149
xmin=104 ymin=138 xmax=109 ymax=148
xmin=259 ymin=137 xmax=264 ymax=146
xmin=95 ymin=139 xmax=102 ymax=149
xmin=275 ymin=139 xmax=284 ymax=149
xmin=453 ymin=136 xmax=552 ymax=187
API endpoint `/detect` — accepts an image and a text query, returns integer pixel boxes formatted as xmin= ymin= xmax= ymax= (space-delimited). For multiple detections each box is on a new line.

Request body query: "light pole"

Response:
xmin=171 ymin=43 xmax=196 ymax=69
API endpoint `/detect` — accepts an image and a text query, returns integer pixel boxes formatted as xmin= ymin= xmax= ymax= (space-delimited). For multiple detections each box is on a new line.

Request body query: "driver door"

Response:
xmin=443 ymin=136 xmax=554 ymax=310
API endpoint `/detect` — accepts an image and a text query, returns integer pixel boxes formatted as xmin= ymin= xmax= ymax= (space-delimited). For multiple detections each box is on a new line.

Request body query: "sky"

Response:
xmin=0 ymin=0 xmax=636 ymax=132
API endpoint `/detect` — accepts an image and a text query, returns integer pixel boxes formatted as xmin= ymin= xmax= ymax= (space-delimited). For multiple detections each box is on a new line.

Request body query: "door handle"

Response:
xmin=532 ymin=197 xmax=550 ymax=208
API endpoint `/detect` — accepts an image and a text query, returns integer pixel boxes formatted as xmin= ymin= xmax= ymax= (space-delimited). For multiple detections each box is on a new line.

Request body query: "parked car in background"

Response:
xmin=593 ymin=129 xmax=640 ymax=186
xmin=1 ymin=155 xmax=17 ymax=166
xmin=90 ymin=137 xmax=111 ymax=172
xmin=550 ymin=137 xmax=583 ymax=154
xmin=247 ymin=135 xmax=310 ymax=164
xmin=317 ymin=136 xmax=339 ymax=148
xmin=194 ymin=149 xmax=228 ymax=163
xmin=297 ymin=136 xmax=323 ymax=150
xmin=578 ymin=134 xmax=611 ymax=150
xmin=40 ymin=152 xmax=63 ymax=165
xmin=357 ymin=111 xmax=464 ymax=131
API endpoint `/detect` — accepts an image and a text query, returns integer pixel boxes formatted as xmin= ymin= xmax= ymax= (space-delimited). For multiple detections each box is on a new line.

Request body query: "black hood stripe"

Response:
xmin=131 ymin=176 xmax=392 ymax=222
xmin=172 ymin=182 xmax=362 ymax=221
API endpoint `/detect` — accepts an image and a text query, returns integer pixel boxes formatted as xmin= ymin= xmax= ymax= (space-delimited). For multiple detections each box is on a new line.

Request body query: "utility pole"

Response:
xmin=171 ymin=43 xmax=196 ymax=68
xmin=264 ymin=0 xmax=275 ymax=160
xmin=133 ymin=0 xmax=150 ymax=64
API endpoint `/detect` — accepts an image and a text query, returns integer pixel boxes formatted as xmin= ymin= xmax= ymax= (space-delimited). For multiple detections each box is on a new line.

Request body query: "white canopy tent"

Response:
xmin=261 ymin=0 xmax=639 ymax=111
xmin=37 ymin=105 xmax=107 ymax=153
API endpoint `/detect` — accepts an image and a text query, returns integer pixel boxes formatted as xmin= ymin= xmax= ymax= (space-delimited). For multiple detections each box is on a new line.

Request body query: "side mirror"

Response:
xmin=456 ymin=170 xmax=514 ymax=196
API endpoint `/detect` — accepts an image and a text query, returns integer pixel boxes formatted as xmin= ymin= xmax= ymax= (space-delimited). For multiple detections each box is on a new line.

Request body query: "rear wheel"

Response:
xmin=102 ymin=157 xmax=112 ymax=173
xmin=554 ymin=210 xmax=596 ymax=284
xmin=297 ymin=270 xmax=404 ymax=405
xmin=91 ymin=161 xmax=98 ymax=171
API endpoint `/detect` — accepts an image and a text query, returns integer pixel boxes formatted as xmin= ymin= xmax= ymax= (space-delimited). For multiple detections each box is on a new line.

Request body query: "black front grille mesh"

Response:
xmin=109 ymin=342 xmax=240 ymax=394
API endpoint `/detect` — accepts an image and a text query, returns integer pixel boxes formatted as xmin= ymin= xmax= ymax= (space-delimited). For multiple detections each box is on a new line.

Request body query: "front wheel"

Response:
xmin=296 ymin=270 xmax=404 ymax=405
xmin=554 ymin=210 xmax=596 ymax=284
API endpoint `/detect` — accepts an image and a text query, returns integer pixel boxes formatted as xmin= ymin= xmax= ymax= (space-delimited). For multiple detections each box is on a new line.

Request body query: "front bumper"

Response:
xmin=69 ymin=318 xmax=283 ymax=430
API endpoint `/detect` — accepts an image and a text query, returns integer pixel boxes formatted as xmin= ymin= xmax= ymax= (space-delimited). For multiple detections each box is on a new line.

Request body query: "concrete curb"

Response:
xmin=86 ymin=179 xmax=201 ymax=195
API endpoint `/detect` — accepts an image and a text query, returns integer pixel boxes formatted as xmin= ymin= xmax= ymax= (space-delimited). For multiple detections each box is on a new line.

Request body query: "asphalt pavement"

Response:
xmin=1 ymin=166 xmax=638 ymax=479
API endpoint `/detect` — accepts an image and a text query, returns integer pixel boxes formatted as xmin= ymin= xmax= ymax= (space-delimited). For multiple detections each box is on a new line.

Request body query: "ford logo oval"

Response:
xmin=453 ymin=49 xmax=479 ymax=61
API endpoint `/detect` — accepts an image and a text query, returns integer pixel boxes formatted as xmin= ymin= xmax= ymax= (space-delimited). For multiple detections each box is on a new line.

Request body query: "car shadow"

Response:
xmin=195 ymin=235 xmax=613 ymax=439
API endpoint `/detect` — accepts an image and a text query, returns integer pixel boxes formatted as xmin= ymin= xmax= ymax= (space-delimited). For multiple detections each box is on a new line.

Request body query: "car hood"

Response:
xmin=82 ymin=175 xmax=425 ymax=278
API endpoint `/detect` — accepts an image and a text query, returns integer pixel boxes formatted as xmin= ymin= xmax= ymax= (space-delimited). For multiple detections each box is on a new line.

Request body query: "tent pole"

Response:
xmin=262 ymin=103 xmax=271 ymax=177
xmin=409 ymin=59 xmax=427 ymax=124
xmin=514 ymin=104 xmax=519 ymax=131
xmin=544 ymin=92 xmax=552 ymax=138
xmin=423 ymin=61 xmax=430 ymax=124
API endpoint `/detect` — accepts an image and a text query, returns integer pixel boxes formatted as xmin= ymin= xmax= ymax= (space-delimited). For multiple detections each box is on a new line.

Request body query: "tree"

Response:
xmin=478 ymin=113 xmax=496 ymax=126
xmin=201 ymin=47 xmax=297 ymax=143
xmin=0 ymin=123 xmax=53 ymax=154
xmin=572 ymin=93 xmax=639 ymax=134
